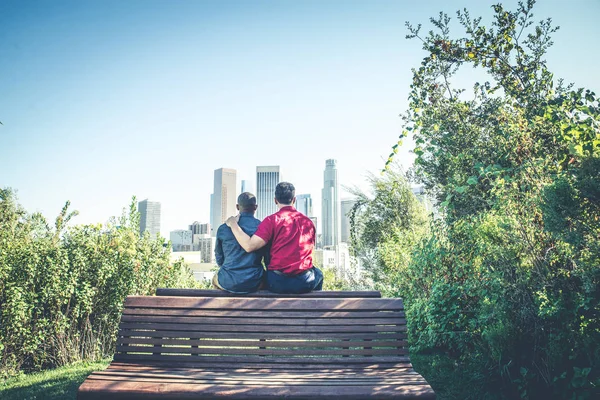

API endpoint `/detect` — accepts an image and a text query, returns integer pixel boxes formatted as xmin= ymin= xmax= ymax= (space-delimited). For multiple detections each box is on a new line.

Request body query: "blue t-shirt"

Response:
xmin=214 ymin=212 xmax=265 ymax=293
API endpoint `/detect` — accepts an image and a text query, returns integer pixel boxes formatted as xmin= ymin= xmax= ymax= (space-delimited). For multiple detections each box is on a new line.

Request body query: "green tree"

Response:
xmin=384 ymin=1 xmax=599 ymax=398
xmin=348 ymin=166 xmax=430 ymax=295
xmin=0 ymin=189 xmax=198 ymax=377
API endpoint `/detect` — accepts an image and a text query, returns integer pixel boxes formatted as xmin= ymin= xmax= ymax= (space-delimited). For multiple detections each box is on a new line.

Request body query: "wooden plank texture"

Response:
xmin=119 ymin=315 xmax=406 ymax=326
xmin=78 ymin=295 xmax=435 ymax=399
xmin=118 ymin=329 xmax=407 ymax=340
xmin=78 ymin=378 xmax=436 ymax=399
xmin=122 ymin=308 xmax=405 ymax=319
xmin=117 ymin=338 xmax=409 ymax=348
xmin=156 ymin=289 xmax=382 ymax=298
xmin=124 ymin=296 xmax=404 ymax=311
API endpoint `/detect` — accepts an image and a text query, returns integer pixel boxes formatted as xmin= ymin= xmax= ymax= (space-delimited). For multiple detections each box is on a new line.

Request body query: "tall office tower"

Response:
xmin=341 ymin=198 xmax=357 ymax=243
xmin=256 ymin=166 xmax=280 ymax=220
xmin=138 ymin=199 xmax=161 ymax=237
xmin=296 ymin=194 xmax=313 ymax=217
xmin=241 ymin=180 xmax=254 ymax=194
xmin=211 ymin=168 xmax=237 ymax=236
xmin=321 ymin=159 xmax=341 ymax=247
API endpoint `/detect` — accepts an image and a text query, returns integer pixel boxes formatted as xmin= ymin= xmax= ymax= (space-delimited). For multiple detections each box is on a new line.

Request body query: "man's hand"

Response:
xmin=225 ymin=214 xmax=240 ymax=227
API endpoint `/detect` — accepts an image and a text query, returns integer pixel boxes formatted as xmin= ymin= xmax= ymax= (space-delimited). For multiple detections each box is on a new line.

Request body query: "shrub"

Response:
xmin=0 ymin=189 xmax=197 ymax=377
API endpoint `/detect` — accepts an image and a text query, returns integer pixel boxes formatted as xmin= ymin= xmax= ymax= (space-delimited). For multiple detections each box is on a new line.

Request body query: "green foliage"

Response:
xmin=348 ymin=166 xmax=430 ymax=294
xmin=379 ymin=1 xmax=599 ymax=398
xmin=0 ymin=189 xmax=197 ymax=377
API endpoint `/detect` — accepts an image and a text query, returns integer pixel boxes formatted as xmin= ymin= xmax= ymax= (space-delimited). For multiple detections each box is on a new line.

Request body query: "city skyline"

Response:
xmin=2 ymin=1 xmax=597 ymax=239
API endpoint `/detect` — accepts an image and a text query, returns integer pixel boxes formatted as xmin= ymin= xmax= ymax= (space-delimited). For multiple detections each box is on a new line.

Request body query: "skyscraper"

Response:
xmin=138 ymin=199 xmax=161 ymax=237
xmin=241 ymin=180 xmax=254 ymax=194
xmin=341 ymin=198 xmax=357 ymax=243
xmin=211 ymin=168 xmax=237 ymax=236
xmin=321 ymin=159 xmax=341 ymax=247
xmin=296 ymin=194 xmax=313 ymax=217
xmin=256 ymin=166 xmax=280 ymax=220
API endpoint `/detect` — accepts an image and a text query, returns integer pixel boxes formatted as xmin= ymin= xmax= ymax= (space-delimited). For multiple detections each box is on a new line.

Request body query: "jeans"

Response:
xmin=266 ymin=266 xmax=324 ymax=294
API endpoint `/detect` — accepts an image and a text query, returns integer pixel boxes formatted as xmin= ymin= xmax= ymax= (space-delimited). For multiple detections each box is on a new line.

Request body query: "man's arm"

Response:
xmin=226 ymin=215 xmax=267 ymax=252
xmin=214 ymin=234 xmax=224 ymax=267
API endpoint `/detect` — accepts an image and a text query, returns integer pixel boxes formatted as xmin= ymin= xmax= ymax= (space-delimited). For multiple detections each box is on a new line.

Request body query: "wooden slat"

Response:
xmin=156 ymin=289 xmax=382 ymax=298
xmin=124 ymin=296 xmax=404 ymax=311
xmin=122 ymin=308 xmax=405 ymax=319
xmin=78 ymin=294 xmax=437 ymax=399
xmin=118 ymin=323 xmax=406 ymax=333
xmin=120 ymin=315 xmax=406 ymax=326
xmin=113 ymin=354 xmax=411 ymax=365
xmin=118 ymin=329 xmax=407 ymax=340
xmin=117 ymin=338 xmax=408 ymax=348
xmin=116 ymin=345 xmax=408 ymax=356
xmin=107 ymin=360 xmax=413 ymax=371
xmin=105 ymin=364 xmax=416 ymax=375
xmin=78 ymin=379 xmax=436 ymax=399
xmin=85 ymin=374 xmax=427 ymax=385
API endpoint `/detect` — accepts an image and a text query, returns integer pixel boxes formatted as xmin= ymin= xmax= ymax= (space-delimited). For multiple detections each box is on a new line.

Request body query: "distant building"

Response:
xmin=209 ymin=194 xmax=214 ymax=234
xmin=211 ymin=168 xmax=237 ymax=236
xmin=241 ymin=180 xmax=254 ymax=194
xmin=341 ymin=198 xmax=357 ymax=243
xmin=170 ymin=229 xmax=193 ymax=252
xmin=296 ymin=194 xmax=313 ymax=217
xmin=314 ymin=243 xmax=355 ymax=281
xmin=189 ymin=221 xmax=210 ymax=235
xmin=309 ymin=217 xmax=319 ymax=248
xmin=196 ymin=234 xmax=217 ymax=264
xmin=138 ymin=199 xmax=161 ymax=237
xmin=169 ymin=251 xmax=214 ymax=282
xmin=321 ymin=159 xmax=341 ymax=247
xmin=256 ymin=166 xmax=280 ymax=220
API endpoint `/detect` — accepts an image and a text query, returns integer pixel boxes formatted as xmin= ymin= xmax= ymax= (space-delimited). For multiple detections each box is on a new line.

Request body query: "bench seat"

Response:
xmin=78 ymin=296 xmax=435 ymax=399
xmin=156 ymin=288 xmax=382 ymax=298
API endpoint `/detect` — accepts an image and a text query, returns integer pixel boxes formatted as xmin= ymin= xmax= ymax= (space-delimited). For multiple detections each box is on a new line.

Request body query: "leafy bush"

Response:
xmin=379 ymin=1 xmax=599 ymax=398
xmin=348 ymin=167 xmax=430 ymax=294
xmin=0 ymin=189 xmax=197 ymax=377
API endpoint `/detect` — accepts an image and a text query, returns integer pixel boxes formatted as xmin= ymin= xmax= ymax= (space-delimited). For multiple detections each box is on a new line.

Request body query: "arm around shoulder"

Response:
xmin=229 ymin=222 xmax=266 ymax=252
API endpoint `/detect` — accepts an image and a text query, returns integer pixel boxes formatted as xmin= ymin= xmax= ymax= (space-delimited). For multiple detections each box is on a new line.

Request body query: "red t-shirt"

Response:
xmin=253 ymin=206 xmax=315 ymax=275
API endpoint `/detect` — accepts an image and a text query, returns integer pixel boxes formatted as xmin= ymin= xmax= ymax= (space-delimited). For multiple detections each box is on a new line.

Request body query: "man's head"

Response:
xmin=236 ymin=192 xmax=258 ymax=213
xmin=275 ymin=182 xmax=295 ymax=206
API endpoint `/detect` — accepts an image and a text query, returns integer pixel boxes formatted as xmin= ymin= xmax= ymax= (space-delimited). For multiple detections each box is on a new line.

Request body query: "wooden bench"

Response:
xmin=156 ymin=288 xmax=382 ymax=298
xmin=78 ymin=296 xmax=435 ymax=399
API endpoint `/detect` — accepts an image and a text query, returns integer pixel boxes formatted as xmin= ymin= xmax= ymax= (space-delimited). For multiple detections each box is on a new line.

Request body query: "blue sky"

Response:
xmin=1 ymin=0 xmax=599 ymax=237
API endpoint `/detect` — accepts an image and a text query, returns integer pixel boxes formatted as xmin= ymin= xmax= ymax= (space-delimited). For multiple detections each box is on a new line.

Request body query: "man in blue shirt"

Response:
xmin=213 ymin=192 xmax=265 ymax=293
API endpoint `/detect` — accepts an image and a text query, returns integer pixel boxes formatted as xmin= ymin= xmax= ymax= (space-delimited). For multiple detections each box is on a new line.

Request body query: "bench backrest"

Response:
xmin=156 ymin=288 xmax=382 ymax=298
xmin=116 ymin=296 xmax=409 ymax=368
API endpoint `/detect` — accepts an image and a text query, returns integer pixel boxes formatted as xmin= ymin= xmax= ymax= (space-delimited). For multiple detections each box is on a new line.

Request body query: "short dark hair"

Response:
xmin=237 ymin=192 xmax=257 ymax=211
xmin=275 ymin=182 xmax=295 ymax=205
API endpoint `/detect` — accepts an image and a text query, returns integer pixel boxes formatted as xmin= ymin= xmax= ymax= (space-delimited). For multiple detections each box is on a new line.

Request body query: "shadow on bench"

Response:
xmin=78 ymin=295 xmax=435 ymax=399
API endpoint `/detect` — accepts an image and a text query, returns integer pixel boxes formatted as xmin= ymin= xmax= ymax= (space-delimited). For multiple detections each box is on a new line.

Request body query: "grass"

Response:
xmin=0 ymin=360 xmax=110 ymax=400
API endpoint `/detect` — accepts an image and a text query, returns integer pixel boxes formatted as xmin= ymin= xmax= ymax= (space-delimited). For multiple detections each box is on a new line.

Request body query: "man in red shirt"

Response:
xmin=226 ymin=182 xmax=323 ymax=293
